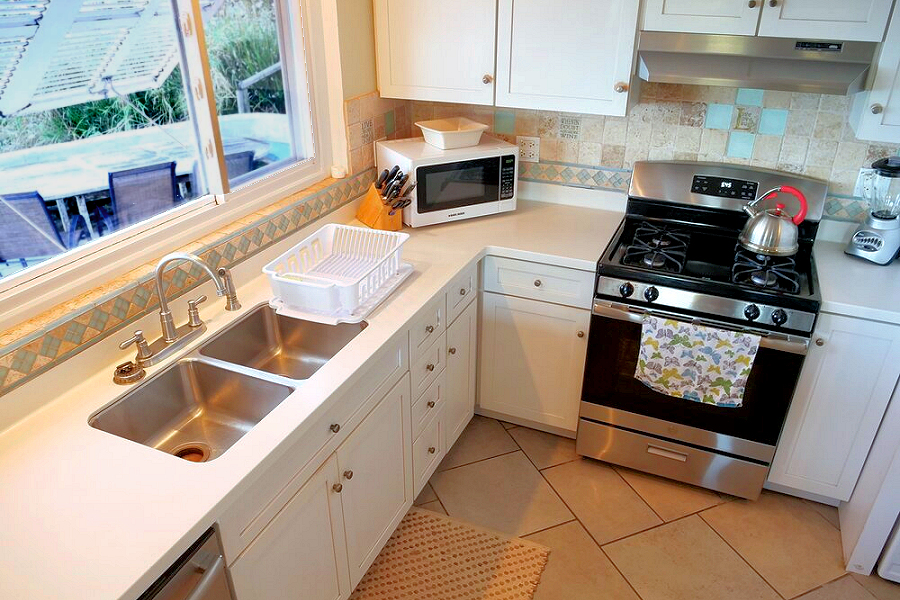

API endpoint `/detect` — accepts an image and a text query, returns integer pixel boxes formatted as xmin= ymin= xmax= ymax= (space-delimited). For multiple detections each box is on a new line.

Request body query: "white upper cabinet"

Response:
xmin=768 ymin=313 xmax=900 ymax=501
xmin=642 ymin=0 xmax=761 ymax=36
xmin=850 ymin=5 xmax=900 ymax=143
xmin=495 ymin=0 xmax=639 ymax=115
xmin=757 ymin=0 xmax=894 ymax=42
xmin=642 ymin=0 xmax=893 ymax=41
xmin=373 ymin=0 xmax=497 ymax=105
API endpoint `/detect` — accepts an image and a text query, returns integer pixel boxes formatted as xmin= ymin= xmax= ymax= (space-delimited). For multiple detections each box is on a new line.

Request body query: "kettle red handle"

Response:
xmin=763 ymin=185 xmax=807 ymax=225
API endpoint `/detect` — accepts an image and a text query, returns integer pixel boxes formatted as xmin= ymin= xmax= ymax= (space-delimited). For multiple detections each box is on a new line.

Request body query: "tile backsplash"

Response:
xmin=353 ymin=84 xmax=899 ymax=222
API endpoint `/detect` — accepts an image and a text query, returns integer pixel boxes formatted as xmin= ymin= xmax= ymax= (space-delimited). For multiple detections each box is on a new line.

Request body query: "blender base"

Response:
xmin=845 ymin=213 xmax=900 ymax=265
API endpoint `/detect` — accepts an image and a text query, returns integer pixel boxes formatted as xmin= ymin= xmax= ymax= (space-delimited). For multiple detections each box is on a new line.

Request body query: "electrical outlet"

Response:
xmin=517 ymin=136 xmax=540 ymax=163
xmin=854 ymin=168 xmax=875 ymax=198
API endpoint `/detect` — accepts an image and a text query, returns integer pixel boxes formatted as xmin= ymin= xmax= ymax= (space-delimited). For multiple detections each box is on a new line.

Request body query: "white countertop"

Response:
xmin=2 ymin=194 xmax=898 ymax=600
xmin=0 ymin=200 xmax=619 ymax=600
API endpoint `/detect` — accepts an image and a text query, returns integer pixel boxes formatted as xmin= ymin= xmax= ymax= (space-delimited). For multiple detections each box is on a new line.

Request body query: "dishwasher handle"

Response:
xmin=185 ymin=555 xmax=226 ymax=600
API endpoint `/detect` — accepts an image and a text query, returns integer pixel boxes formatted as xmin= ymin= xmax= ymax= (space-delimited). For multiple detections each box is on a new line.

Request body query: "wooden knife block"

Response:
xmin=356 ymin=183 xmax=403 ymax=231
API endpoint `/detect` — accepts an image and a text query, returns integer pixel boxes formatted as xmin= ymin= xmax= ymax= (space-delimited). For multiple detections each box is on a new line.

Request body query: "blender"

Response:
xmin=845 ymin=156 xmax=900 ymax=265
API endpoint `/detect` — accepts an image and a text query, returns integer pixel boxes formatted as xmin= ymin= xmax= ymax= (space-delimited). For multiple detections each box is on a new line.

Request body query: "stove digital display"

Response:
xmin=691 ymin=175 xmax=758 ymax=200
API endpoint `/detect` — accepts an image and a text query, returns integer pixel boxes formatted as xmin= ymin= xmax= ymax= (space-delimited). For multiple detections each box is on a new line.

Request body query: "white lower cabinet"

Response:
xmin=444 ymin=299 xmax=477 ymax=448
xmin=479 ymin=291 xmax=590 ymax=433
xmin=229 ymin=455 xmax=350 ymax=600
xmin=769 ymin=313 xmax=900 ymax=501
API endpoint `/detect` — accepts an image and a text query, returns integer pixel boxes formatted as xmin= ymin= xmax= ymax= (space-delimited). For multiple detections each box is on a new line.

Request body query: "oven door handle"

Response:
xmin=592 ymin=301 xmax=809 ymax=355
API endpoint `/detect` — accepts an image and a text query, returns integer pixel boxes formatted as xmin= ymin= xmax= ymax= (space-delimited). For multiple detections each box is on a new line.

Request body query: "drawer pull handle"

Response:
xmin=343 ymin=470 xmax=353 ymax=480
xmin=427 ymin=400 xmax=436 ymax=408
xmin=534 ymin=279 xmax=542 ymax=287
xmin=426 ymin=325 xmax=435 ymax=333
xmin=448 ymin=347 xmax=457 ymax=354
xmin=332 ymin=483 xmax=343 ymax=493
xmin=459 ymin=288 xmax=467 ymax=296
xmin=576 ymin=331 xmax=585 ymax=338
xmin=647 ymin=444 xmax=688 ymax=462
xmin=330 ymin=423 xmax=341 ymax=434
xmin=426 ymin=363 xmax=435 ymax=372
xmin=428 ymin=446 xmax=436 ymax=454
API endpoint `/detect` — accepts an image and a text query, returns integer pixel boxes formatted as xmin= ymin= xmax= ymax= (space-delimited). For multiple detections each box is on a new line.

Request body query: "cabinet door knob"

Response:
xmin=815 ymin=338 xmax=825 ymax=347
xmin=448 ymin=347 xmax=457 ymax=354
xmin=330 ymin=423 xmax=341 ymax=434
xmin=428 ymin=446 xmax=436 ymax=454
xmin=459 ymin=288 xmax=467 ymax=296
xmin=577 ymin=330 xmax=585 ymax=338
xmin=768 ymin=0 xmax=777 ymax=6
xmin=427 ymin=400 xmax=436 ymax=408
xmin=534 ymin=279 xmax=542 ymax=287
xmin=426 ymin=363 xmax=435 ymax=372
xmin=748 ymin=0 xmax=757 ymax=7
xmin=426 ymin=324 xmax=435 ymax=333
xmin=343 ymin=470 xmax=353 ymax=480
xmin=614 ymin=82 xmax=628 ymax=93
xmin=871 ymin=104 xmax=884 ymax=115
xmin=332 ymin=483 xmax=343 ymax=493
xmin=483 ymin=74 xmax=493 ymax=84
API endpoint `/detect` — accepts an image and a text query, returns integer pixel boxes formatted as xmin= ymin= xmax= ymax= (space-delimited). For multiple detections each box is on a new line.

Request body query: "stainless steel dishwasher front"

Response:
xmin=137 ymin=529 xmax=234 ymax=600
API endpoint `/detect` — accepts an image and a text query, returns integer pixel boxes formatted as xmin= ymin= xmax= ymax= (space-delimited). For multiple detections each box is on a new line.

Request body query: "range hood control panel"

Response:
xmin=691 ymin=175 xmax=758 ymax=201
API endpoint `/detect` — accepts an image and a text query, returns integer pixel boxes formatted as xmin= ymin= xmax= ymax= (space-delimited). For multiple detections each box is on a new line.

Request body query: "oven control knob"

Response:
xmin=771 ymin=309 xmax=788 ymax=326
xmin=744 ymin=304 xmax=761 ymax=321
xmin=619 ymin=282 xmax=634 ymax=298
xmin=644 ymin=286 xmax=659 ymax=302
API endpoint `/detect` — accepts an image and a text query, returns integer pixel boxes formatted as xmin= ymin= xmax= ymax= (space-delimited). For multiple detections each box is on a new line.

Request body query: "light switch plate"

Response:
xmin=854 ymin=168 xmax=875 ymax=198
xmin=517 ymin=136 xmax=540 ymax=163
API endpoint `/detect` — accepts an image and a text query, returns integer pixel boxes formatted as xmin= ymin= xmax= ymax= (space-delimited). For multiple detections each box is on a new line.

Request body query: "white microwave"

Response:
xmin=375 ymin=136 xmax=518 ymax=228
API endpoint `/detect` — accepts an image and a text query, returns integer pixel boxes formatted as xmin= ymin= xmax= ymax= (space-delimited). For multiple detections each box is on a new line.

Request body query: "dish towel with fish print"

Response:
xmin=634 ymin=315 xmax=760 ymax=408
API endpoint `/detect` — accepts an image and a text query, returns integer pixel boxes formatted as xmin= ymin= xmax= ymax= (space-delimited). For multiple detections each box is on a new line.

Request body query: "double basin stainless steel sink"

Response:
xmin=89 ymin=304 xmax=366 ymax=462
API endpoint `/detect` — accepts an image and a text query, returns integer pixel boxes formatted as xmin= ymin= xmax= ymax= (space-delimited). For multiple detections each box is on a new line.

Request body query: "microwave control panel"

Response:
xmin=500 ymin=154 xmax=516 ymax=199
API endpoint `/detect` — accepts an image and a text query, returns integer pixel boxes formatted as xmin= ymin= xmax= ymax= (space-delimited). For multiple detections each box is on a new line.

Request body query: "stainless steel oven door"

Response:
xmin=581 ymin=301 xmax=807 ymax=455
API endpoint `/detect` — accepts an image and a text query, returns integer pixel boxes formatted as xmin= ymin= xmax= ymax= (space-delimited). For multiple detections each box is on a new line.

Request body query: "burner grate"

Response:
xmin=622 ymin=222 xmax=690 ymax=273
xmin=732 ymin=247 xmax=801 ymax=294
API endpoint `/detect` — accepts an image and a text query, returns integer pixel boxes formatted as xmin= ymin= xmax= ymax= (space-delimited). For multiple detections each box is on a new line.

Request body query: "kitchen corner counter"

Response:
xmin=0 ymin=200 xmax=620 ymax=600
xmin=814 ymin=239 xmax=900 ymax=326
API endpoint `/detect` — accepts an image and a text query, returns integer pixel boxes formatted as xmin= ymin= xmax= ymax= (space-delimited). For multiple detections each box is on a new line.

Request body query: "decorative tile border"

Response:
xmin=519 ymin=160 xmax=631 ymax=192
xmin=0 ymin=169 xmax=375 ymax=397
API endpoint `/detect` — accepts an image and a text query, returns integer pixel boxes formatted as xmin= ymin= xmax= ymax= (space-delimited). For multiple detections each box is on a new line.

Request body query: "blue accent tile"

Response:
xmin=727 ymin=132 xmax=756 ymax=159
xmin=705 ymin=104 xmax=734 ymax=130
xmin=494 ymin=110 xmax=515 ymax=135
xmin=758 ymin=108 xmax=788 ymax=136
xmin=736 ymin=88 xmax=765 ymax=107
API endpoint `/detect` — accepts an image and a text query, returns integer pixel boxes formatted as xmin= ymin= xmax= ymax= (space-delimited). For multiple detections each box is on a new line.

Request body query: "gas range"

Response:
xmin=595 ymin=162 xmax=828 ymax=338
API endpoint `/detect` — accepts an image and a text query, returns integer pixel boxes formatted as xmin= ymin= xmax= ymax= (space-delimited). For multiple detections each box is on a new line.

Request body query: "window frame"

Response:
xmin=0 ymin=0 xmax=346 ymax=331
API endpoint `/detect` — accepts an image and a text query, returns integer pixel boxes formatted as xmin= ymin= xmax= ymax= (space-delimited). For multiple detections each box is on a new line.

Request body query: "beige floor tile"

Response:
xmin=615 ymin=467 xmax=723 ymax=522
xmin=500 ymin=421 xmax=518 ymax=429
xmin=508 ymin=427 xmax=578 ymax=470
xmin=798 ymin=576 xmax=878 ymax=600
xmin=416 ymin=500 xmax=447 ymax=515
xmin=525 ymin=521 xmax=639 ymax=600
xmin=437 ymin=416 xmax=518 ymax=471
xmin=852 ymin=573 xmax=900 ymax=600
xmin=414 ymin=483 xmax=436 ymax=506
xmin=804 ymin=499 xmax=841 ymax=529
xmin=543 ymin=459 xmax=662 ymax=545
xmin=701 ymin=491 xmax=845 ymax=599
xmin=429 ymin=451 xmax=573 ymax=537
xmin=604 ymin=515 xmax=781 ymax=600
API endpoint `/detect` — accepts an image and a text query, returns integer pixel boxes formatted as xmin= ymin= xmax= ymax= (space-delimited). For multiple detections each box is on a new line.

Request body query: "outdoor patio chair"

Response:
xmin=106 ymin=161 xmax=180 ymax=231
xmin=0 ymin=191 xmax=88 ymax=268
xmin=225 ymin=150 xmax=255 ymax=181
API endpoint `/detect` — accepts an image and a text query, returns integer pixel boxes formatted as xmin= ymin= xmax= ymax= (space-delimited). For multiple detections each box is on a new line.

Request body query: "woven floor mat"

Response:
xmin=349 ymin=507 xmax=550 ymax=600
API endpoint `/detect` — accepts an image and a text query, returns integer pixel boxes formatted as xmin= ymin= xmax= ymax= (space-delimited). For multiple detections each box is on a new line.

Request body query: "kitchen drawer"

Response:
xmin=446 ymin=263 xmax=477 ymax=324
xmin=576 ymin=418 xmax=768 ymax=500
xmin=411 ymin=332 xmax=446 ymax=399
xmin=409 ymin=296 xmax=444 ymax=355
xmin=412 ymin=371 xmax=445 ymax=439
xmin=413 ymin=409 xmax=443 ymax=496
xmin=219 ymin=337 xmax=408 ymax=563
xmin=482 ymin=256 xmax=594 ymax=309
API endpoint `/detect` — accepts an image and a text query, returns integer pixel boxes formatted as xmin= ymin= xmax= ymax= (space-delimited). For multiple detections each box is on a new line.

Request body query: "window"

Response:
xmin=0 ymin=0 xmax=326 ymax=286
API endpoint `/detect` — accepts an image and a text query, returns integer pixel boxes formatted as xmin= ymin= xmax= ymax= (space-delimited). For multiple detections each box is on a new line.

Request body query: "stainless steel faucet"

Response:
xmin=155 ymin=252 xmax=241 ymax=343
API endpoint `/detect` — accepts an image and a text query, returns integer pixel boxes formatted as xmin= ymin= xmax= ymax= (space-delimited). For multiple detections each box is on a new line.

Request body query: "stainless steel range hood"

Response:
xmin=637 ymin=32 xmax=876 ymax=95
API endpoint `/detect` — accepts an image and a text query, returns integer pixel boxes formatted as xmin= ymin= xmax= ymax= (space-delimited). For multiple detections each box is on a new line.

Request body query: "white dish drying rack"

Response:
xmin=264 ymin=224 xmax=412 ymax=324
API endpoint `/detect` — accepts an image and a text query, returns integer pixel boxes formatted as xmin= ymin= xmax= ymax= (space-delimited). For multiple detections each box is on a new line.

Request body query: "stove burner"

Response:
xmin=622 ymin=223 xmax=690 ymax=273
xmin=732 ymin=249 xmax=801 ymax=294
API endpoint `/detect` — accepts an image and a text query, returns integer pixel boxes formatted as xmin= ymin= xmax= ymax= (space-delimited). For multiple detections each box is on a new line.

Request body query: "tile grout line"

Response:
xmin=433 ymin=447 xmax=521 ymax=474
xmin=608 ymin=465 xmax=667 ymax=524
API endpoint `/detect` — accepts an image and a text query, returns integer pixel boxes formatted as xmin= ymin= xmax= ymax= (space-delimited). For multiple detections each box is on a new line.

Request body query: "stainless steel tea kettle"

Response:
xmin=739 ymin=185 xmax=808 ymax=256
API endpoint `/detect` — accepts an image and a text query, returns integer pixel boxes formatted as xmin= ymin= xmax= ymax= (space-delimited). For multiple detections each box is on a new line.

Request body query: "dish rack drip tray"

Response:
xmin=264 ymin=224 xmax=412 ymax=324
